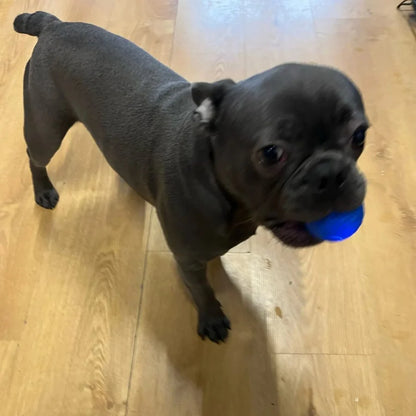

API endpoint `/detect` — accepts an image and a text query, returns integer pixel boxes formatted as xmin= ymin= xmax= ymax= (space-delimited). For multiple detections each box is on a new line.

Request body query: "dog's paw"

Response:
xmin=35 ymin=188 xmax=59 ymax=209
xmin=198 ymin=310 xmax=231 ymax=343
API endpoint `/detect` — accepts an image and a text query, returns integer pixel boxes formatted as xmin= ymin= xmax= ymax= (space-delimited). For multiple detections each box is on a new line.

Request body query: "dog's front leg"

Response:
xmin=176 ymin=258 xmax=230 ymax=343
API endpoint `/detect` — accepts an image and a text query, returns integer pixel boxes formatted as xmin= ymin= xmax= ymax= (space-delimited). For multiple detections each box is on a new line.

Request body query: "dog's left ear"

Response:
xmin=191 ymin=79 xmax=236 ymax=124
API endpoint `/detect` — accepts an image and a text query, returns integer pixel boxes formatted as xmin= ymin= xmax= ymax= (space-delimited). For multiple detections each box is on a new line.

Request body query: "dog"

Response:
xmin=14 ymin=11 xmax=368 ymax=343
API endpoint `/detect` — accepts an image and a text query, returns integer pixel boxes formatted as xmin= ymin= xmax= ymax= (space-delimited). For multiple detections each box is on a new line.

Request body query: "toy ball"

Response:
xmin=306 ymin=205 xmax=364 ymax=242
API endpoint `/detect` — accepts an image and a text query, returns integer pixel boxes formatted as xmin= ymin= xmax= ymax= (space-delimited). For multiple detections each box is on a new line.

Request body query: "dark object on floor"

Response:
xmin=397 ymin=0 xmax=416 ymax=10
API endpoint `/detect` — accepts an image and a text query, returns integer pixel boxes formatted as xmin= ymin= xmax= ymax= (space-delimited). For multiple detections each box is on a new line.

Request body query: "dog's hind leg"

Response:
xmin=23 ymin=60 xmax=76 ymax=209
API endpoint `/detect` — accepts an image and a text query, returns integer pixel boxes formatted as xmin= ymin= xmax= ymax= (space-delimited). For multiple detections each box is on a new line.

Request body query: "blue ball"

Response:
xmin=306 ymin=205 xmax=364 ymax=242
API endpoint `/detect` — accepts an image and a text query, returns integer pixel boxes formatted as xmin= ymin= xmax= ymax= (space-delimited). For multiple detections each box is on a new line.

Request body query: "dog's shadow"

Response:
xmin=140 ymin=252 xmax=280 ymax=416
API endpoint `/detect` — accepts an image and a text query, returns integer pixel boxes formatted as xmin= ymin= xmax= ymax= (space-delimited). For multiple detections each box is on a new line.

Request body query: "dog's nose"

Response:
xmin=308 ymin=160 xmax=348 ymax=195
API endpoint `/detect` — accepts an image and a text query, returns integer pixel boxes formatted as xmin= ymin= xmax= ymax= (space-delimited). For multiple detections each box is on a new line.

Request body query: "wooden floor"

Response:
xmin=1 ymin=0 xmax=415 ymax=415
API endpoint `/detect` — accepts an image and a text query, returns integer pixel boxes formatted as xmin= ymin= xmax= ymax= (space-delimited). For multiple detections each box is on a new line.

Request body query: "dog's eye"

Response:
xmin=351 ymin=128 xmax=366 ymax=148
xmin=259 ymin=145 xmax=285 ymax=165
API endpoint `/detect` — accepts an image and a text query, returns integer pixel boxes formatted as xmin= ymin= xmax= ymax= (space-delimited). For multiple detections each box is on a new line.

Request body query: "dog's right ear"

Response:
xmin=191 ymin=79 xmax=236 ymax=125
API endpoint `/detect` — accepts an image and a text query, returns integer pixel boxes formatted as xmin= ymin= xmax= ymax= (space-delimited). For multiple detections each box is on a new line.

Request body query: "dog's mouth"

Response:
xmin=268 ymin=221 xmax=322 ymax=248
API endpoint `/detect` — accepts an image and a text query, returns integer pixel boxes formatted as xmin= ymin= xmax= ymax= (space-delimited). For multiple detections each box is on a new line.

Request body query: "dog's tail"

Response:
xmin=13 ymin=11 xmax=60 ymax=37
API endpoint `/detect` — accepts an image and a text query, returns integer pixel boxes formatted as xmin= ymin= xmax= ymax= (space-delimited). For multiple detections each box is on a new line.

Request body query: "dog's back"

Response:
xmin=15 ymin=11 xmax=194 ymax=203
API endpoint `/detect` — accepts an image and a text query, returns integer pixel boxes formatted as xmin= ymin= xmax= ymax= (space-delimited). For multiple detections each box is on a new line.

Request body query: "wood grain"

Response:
xmin=277 ymin=354 xmax=385 ymax=416
xmin=1 ymin=0 xmax=416 ymax=415
xmin=1 ymin=1 xmax=171 ymax=415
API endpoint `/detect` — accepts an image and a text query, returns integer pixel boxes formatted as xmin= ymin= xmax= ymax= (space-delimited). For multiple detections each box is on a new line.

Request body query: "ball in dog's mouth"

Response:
xmin=270 ymin=221 xmax=322 ymax=247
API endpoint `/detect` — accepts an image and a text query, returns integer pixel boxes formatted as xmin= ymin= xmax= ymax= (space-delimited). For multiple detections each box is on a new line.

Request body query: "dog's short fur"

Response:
xmin=14 ymin=12 xmax=368 ymax=343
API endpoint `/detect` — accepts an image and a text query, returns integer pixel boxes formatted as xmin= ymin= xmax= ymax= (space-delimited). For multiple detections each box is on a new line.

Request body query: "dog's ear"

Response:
xmin=191 ymin=79 xmax=236 ymax=124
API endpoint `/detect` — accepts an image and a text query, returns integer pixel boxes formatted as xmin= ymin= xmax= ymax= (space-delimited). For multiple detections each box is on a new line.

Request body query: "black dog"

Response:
xmin=14 ymin=12 xmax=368 ymax=343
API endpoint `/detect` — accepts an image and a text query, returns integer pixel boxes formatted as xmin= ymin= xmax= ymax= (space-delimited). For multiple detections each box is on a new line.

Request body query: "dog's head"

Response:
xmin=192 ymin=64 xmax=368 ymax=247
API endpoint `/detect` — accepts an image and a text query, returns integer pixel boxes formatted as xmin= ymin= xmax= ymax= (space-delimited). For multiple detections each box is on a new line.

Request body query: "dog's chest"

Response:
xmin=226 ymin=208 xmax=257 ymax=249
